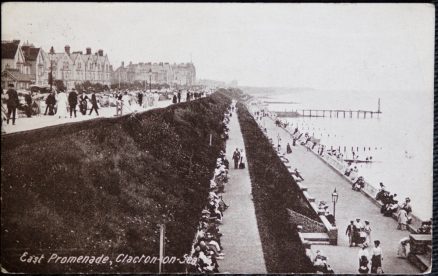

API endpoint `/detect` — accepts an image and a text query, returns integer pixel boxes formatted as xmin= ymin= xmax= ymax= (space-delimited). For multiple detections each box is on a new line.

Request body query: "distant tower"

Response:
xmin=378 ymin=98 xmax=381 ymax=113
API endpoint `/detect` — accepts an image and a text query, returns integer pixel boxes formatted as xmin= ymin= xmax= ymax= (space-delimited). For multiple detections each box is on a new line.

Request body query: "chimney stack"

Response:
xmin=86 ymin=47 xmax=91 ymax=55
xmin=98 ymin=49 xmax=103 ymax=56
xmin=65 ymin=45 xmax=70 ymax=55
xmin=121 ymin=61 xmax=124 ymax=67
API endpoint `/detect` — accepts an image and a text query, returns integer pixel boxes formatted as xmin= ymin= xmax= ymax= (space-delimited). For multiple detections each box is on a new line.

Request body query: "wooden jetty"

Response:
xmin=276 ymin=99 xmax=382 ymax=119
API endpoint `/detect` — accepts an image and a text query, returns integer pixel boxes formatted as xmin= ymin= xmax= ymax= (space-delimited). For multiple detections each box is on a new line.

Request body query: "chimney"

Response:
xmin=98 ymin=49 xmax=103 ymax=56
xmin=65 ymin=45 xmax=70 ymax=55
xmin=86 ymin=47 xmax=91 ymax=55
xmin=12 ymin=39 xmax=20 ymax=45
xmin=121 ymin=61 xmax=124 ymax=67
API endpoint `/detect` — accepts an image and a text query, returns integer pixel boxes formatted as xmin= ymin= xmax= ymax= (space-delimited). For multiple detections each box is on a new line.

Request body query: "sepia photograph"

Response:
xmin=0 ymin=2 xmax=434 ymax=274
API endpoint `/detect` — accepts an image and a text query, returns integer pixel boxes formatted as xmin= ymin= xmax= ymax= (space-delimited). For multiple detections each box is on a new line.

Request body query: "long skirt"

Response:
xmin=371 ymin=255 xmax=382 ymax=273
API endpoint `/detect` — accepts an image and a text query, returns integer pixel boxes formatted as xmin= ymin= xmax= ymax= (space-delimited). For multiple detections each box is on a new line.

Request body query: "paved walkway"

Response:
xmin=218 ymin=109 xmax=267 ymax=273
xmin=258 ymin=114 xmax=419 ymax=274
xmin=1 ymin=100 xmax=171 ymax=134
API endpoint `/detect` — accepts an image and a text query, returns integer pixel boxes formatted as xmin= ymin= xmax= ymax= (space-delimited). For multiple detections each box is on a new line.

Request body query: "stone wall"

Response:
xmin=287 ymin=208 xmax=326 ymax=233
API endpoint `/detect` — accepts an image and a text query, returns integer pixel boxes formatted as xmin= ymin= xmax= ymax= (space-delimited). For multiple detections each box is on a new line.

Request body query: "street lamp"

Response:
xmin=49 ymin=46 xmax=54 ymax=91
xmin=149 ymin=68 xmax=152 ymax=92
xmin=331 ymin=188 xmax=339 ymax=223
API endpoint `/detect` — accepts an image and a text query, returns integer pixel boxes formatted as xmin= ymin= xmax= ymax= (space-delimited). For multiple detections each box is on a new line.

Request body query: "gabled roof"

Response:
xmin=21 ymin=46 xmax=40 ymax=61
xmin=2 ymin=68 xmax=35 ymax=82
xmin=70 ymin=53 xmax=85 ymax=64
xmin=1 ymin=41 xmax=20 ymax=59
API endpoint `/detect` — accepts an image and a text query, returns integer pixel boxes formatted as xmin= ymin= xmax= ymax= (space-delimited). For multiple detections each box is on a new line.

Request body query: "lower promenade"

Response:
xmin=257 ymin=111 xmax=419 ymax=274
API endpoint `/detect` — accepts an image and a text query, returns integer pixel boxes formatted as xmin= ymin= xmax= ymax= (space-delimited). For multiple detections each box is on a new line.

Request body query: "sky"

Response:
xmin=1 ymin=3 xmax=435 ymax=91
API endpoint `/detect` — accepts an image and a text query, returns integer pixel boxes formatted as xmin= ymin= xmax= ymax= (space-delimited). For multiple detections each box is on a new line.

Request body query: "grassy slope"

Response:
xmin=1 ymin=93 xmax=230 ymax=273
xmin=236 ymin=101 xmax=317 ymax=273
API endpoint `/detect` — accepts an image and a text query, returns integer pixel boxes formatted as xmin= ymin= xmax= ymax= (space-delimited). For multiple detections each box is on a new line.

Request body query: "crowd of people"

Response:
xmin=375 ymin=183 xmax=414 ymax=231
xmin=1 ymin=85 xmax=209 ymax=131
xmin=344 ymin=218 xmax=383 ymax=273
xmin=186 ymin=104 xmax=233 ymax=273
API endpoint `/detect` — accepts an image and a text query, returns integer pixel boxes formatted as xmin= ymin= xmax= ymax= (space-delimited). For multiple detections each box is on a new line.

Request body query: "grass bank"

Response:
xmin=1 ymin=93 xmax=230 ymax=273
xmin=236 ymin=101 xmax=317 ymax=273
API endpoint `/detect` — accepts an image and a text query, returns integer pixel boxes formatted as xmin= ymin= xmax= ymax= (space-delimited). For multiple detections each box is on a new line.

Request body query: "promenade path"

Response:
xmin=2 ymin=100 xmax=171 ymax=135
xmin=218 ymin=108 xmax=267 ymax=273
xmin=259 ymin=115 xmax=419 ymax=274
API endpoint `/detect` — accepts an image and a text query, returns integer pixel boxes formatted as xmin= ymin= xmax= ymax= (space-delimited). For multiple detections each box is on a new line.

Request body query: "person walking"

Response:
xmin=397 ymin=208 xmax=408 ymax=230
xmin=177 ymin=90 xmax=181 ymax=103
xmin=89 ymin=90 xmax=99 ymax=116
xmin=6 ymin=84 xmax=19 ymax=125
xmin=370 ymin=240 xmax=383 ymax=273
xmin=68 ymin=88 xmax=78 ymax=118
xmin=24 ymin=91 xmax=32 ymax=117
xmin=232 ymin=148 xmax=241 ymax=169
xmin=56 ymin=89 xmax=68 ymax=119
xmin=116 ymin=93 xmax=123 ymax=116
xmin=79 ymin=92 xmax=89 ymax=115
xmin=239 ymin=148 xmax=246 ymax=169
xmin=364 ymin=221 xmax=372 ymax=245
xmin=138 ymin=91 xmax=143 ymax=107
xmin=358 ymin=243 xmax=370 ymax=274
xmin=346 ymin=221 xmax=355 ymax=247
xmin=47 ymin=91 xmax=57 ymax=115
xmin=286 ymin=143 xmax=292 ymax=154
xmin=44 ymin=91 xmax=51 ymax=115
xmin=122 ymin=91 xmax=131 ymax=114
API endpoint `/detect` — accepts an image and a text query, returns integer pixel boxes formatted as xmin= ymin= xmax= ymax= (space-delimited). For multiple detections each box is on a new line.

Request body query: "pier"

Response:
xmin=277 ymin=109 xmax=382 ymax=118
xmin=276 ymin=99 xmax=382 ymax=119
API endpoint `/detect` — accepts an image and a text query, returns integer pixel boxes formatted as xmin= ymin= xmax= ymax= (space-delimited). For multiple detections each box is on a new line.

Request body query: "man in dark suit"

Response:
xmin=6 ymin=84 xmax=19 ymax=125
xmin=68 ymin=88 xmax=78 ymax=118
xmin=89 ymin=90 xmax=99 ymax=116
xmin=232 ymin=148 xmax=241 ymax=169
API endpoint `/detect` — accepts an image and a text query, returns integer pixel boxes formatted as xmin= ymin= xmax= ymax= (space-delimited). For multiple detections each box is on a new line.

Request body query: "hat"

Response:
xmin=8 ymin=83 xmax=14 ymax=87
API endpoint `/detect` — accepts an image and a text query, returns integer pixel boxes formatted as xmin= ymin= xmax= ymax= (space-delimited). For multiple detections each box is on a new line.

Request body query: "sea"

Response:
xmin=243 ymin=87 xmax=433 ymax=221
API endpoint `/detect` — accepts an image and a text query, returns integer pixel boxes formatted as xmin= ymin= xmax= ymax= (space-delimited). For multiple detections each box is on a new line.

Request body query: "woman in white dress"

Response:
xmin=239 ymin=149 xmax=246 ymax=169
xmin=121 ymin=92 xmax=131 ymax=114
xmin=364 ymin=221 xmax=372 ymax=245
xmin=56 ymin=90 xmax=68 ymax=119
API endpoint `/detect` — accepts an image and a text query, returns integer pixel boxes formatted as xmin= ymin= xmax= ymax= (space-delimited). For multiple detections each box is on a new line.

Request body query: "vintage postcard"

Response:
xmin=1 ymin=2 xmax=434 ymax=274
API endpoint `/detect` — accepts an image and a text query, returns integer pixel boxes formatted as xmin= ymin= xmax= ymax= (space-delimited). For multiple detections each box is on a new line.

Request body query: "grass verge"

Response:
xmin=1 ymin=93 xmax=230 ymax=273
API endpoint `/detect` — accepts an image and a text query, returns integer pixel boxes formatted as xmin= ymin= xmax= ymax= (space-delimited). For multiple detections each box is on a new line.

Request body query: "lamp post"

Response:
xmin=331 ymin=188 xmax=338 ymax=224
xmin=149 ymin=68 xmax=152 ymax=92
xmin=49 ymin=46 xmax=54 ymax=91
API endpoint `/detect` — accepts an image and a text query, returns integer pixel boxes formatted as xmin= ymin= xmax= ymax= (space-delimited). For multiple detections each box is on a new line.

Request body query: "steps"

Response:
xmin=407 ymin=234 xmax=432 ymax=272
xmin=300 ymin=232 xmax=331 ymax=245
xmin=408 ymin=253 xmax=431 ymax=272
